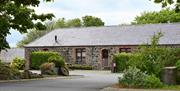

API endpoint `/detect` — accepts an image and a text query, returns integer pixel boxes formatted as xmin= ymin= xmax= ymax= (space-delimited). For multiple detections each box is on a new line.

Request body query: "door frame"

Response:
xmin=101 ymin=49 xmax=109 ymax=67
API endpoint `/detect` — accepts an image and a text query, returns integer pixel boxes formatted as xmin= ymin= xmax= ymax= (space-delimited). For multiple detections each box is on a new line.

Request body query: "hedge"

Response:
xmin=113 ymin=53 xmax=132 ymax=72
xmin=30 ymin=51 xmax=60 ymax=69
xmin=48 ymin=55 xmax=65 ymax=67
xmin=68 ymin=64 xmax=93 ymax=70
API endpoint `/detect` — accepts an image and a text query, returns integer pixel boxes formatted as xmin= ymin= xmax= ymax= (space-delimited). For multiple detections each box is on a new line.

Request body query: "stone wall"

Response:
xmin=25 ymin=45 xmax=180 ymax=70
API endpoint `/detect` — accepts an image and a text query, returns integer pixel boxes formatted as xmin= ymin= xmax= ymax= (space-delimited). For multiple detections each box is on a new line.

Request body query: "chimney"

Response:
xmin=55 ymin=35 xmax=58 ymax=43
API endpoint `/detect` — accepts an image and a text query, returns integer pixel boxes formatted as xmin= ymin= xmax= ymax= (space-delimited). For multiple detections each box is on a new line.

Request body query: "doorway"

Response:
xmin=102 ymin=49 xmax=109 ymax=67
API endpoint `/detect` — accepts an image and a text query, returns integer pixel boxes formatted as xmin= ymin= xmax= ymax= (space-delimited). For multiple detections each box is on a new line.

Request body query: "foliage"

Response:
xmin=176 ymin=60 xmax=180 ymax=84
xmin=66 ymin=18 xmax=82 ymax=27
xmin=173 ymin=48 xmax=180 ymax=61
xmin=17 ymin=15 xmax=104 ymax=47
xmin=48 ymin=55 xmax=65 ymax=67
xmin=138 ymin=47 xmax=177 ymax=77
xmin=132 ymin=9 xmax=180 ymax=24
xmin=143 ymin=74 xmax=163 ymax=88
xmin=0 ymin=0 xmax=54 ymax=51
xmin=153 ymin=0 xmax=180 ymax=12
xmin=0 ymin=63 xmax=20 ymax=80
xmin=17 ymin=29 xmax=50 ymax=47
xmin=68 ymin=64 xmax=93 ymax=70
xmin=30 ymin=51 xmax=59 ymax=69
xmin=113 ymin=53 xmax=131 ymax=72
xmin=53 ymin=18 xmax=67 ymax=28
xmin=82 ymin=15 xmax=104 ymax=27
xmin=119 ymin=67 xmax=147 ymax=88
xmin=119 ymin=67 xmax=162 ymax=88
xmin=122 ymin=32 xmax=177 ymax=78
xmin=10 ymin=57 xmax=25 ymax=70
xmin=161 ymin=85 xmax=180 ymax=90
xmin=128 ymin=53 xmax=144 ymax=69
xmin=176 ymin=60 xmax=180 ymax=71
xmin=40 ymin=62 xmax=56 ymax=75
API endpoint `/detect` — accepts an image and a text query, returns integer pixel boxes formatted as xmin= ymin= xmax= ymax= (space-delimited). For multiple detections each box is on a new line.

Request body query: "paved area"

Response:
xmin=100 ymin=87 xmax=178 ymax=91
xmin=0 ymin=70 xmax=120 ymax=91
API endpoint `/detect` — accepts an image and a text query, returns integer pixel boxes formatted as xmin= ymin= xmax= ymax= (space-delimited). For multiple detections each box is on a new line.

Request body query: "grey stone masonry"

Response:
xmin=25 ymin=45 xmax=180 ymax=70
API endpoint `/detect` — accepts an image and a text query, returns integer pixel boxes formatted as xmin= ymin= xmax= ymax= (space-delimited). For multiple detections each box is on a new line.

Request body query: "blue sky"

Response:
xmin=7 ymin=0 xmax=162 ymax=47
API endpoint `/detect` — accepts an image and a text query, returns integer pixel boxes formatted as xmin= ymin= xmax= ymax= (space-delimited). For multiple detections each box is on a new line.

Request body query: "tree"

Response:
xmin=0 ymin=0 xmax=54 ymax=51
xmin=17 ymin=16 xmax=105 ymax=47
xmin=66 ymin=18 xmax=82 ymax=27
xmin=153 ymin=0 xmax=180 ymax=12
xmin=17 ymin=22 xmax=55 ymax=47
xmin=53 ymin=18 xmax=67 ymax=28
xmin=82 ymin=15 xmax=104 ymax=27
xmin=132 ymin=9 xmax=180 ymax=24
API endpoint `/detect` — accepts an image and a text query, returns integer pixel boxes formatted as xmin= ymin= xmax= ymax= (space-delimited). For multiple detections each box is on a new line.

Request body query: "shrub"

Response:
xmin=119 ymin=67 xmax=147 ymax=88
xmin=0 ymin=63 xmax=20 ymax=80
xmin=30 ymin=51 xmax=60 ymax=69
xmin=10 ymin=57 xmax=25 ymax=70
xmin=119 ymin=67 xmax=162 ymax=88
xmin=173 ymin=48 xmax=180 ymax=61
xmin=48 ymin=55 xmax=65 ymax=67
xmin=128 ymin=53 xmax=144 ymax=68
xmin=68 ymin=64 xmax=93 ymax=70
xmin=113 ymin=53 xmax=131 ymax=72
xmin=176 ymin=60 xmax=180 ymax=84
xmin=129 ymin=47 xmax=175 ymax=77
xmin=143 ymin=74 xmax=163 ymax=88
xmin=40 ymin=62 xmax=56 ymax=75
xmin=176 ymin=60 xmax=180 ymax=71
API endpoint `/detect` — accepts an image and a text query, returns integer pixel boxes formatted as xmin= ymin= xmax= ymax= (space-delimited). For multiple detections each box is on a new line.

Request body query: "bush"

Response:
xmin=40 ymin=62 xmax=56 ymax=75
xmin=176 ymin=60 xmax=180 ymax=71
xmin=173 ymin=48 xmax=180 ymax=61
xmin=68 ymin=64 xmax=93 ymax=70
xmin=127 ymin=32 xmax=178 ymax=77
xmin=128 ymin=53 xmax=144 ymax=68
xmin=119 ymin=67 xmax=162 ymax=88
xmin=128 ymin=47 xmax=176 ymax=77
xmin=176 ymin=60 xmax=180 ymax=84
xmin=10 ymin=57 xmax=25 ymax=70
xmin=48 ymin=55 xmax=65 ymax=67
xmin=113 ymin=53 xmax=131 ymax=72
xmin=143 ymin=74 xmax=163 ymax=88
xmin=0 ymin=63 xmax=20 ymax=80
xmin=30 ymin=51 xmax=60 ymax=69
xmin=119 ymin=67 xmax=147 ymax=88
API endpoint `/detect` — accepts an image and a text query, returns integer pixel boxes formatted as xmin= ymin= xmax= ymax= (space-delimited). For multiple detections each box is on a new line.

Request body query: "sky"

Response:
xmin=6 ymin=0 xmax=162 ymax=47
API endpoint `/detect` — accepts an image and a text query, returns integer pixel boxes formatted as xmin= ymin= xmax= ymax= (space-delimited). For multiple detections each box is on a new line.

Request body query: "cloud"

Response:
xmin=34 ymin=0 xmax=161 ymax=25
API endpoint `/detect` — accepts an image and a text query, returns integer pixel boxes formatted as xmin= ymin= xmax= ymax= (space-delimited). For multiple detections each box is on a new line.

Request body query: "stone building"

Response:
xmin=24 ymin=23 xmax=180 ymax=70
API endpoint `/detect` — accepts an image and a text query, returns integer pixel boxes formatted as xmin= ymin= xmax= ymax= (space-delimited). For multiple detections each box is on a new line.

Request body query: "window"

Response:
xmin=43 ymin=48 xmax=49 ymax=51
xmin=119 ymin=48 xmax=131 ymax=53
xmin=76 ymin=48 xmax=86 ymax=64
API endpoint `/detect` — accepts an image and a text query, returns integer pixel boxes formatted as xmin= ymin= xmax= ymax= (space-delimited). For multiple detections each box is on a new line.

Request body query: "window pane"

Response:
xmin=77 ymin=53 xmax=81 ymax=56
xmin=120 ymin=48 xmax=131 ymax=53
xmin=82 ymin=52 xmax=86 ymax=57
xmin=76 ymin=48 xmax=86 ymax=64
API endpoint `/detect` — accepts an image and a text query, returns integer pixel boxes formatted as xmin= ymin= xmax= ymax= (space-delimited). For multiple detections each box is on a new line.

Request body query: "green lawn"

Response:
xmin=161 ymin=85 xmax=180 ymax=90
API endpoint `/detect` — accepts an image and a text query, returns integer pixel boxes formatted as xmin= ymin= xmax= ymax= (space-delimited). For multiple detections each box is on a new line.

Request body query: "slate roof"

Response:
xmin=25 ymin=23 xmax=180 ymax=47
xmin=0 ymin=48 xmax=24 ymax=63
